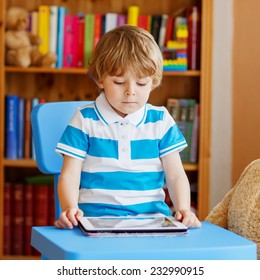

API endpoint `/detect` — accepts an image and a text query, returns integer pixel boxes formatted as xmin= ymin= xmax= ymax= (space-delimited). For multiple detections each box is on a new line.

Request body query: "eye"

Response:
xmin=114 ymin=81 xmax=124 ymax=85
xmin=137 ymin=82 xmax=147 ymax=86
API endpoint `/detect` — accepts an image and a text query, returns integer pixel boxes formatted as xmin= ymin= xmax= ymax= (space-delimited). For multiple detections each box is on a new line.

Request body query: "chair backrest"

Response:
xmin=31 ymin=101 xmax=92 ymax=218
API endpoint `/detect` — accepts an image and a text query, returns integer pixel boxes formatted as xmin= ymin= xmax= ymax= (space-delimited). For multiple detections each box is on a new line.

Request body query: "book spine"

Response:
xmin=158 ymin=14 xmax=168 ymax=48
xmin=12 ymin=183 xmax=24 ymax=255
xmin=71 ymin=15 xmax=79 ymax=67
xmin=138 ymin=15 xmax=149 ymax=31
xmin=117 ymin=14 xmax=127 ymax=27
xmin=5 ymin=95 xmax=19 ymax=159
xmin=31 ymin=98 xmax=39 ymax=159
xmin=127 ymin=6 xmax=139 ymax=26
xmin=24 ymin=183 xmax=33 ymax=255
xmin=84 ymin=13 xmax=94 ymax=67
xmin=76 ymin=13 xmax=85 ymax=68
xmin=38 ymin=5 xmax=50 ymax=54
xmin=4 ymin=182 xmax=11 ymax=255
xmin=93 ymin=13 xmax=102 ymax=49
xmin=31 ymin=11 xmax=38 ymax=36
xmin=49 ymin=6 xmax=58 ymax=67
xmin=18 ymin=97 xmax=25 ymax=159
xmin=190 ymin=103 xmax=200 ymax=163
xmin=56 ymin=6 xmax=66 ymax=68
xmin=33 ymin=184 xmax=49 ymax=226
xmin=105 ymin=13 xmax=117 ymax=33
xmin=24 ymin=98 xmax=32 ymax=159
xmin=63 ymin=14 xmax=74 ymax=68
xmin=151 ymin=15 xmax=162 ymax=44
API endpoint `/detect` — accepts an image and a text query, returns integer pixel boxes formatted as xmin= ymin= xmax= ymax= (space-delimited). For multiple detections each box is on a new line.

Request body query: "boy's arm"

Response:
xmin=55 ymin=155 xmax=84 ymax=228
xmin=161 ymin=152 xmax=201 ymax=228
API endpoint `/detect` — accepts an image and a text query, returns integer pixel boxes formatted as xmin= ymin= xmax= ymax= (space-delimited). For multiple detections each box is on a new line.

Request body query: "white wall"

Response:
xmin=210 ymin=0 xmax=233 ymax=209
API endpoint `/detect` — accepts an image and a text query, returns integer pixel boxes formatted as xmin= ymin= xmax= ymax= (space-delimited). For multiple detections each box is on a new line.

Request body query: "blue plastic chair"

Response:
xmin=31 ymin=100 xmax=92 ymax=219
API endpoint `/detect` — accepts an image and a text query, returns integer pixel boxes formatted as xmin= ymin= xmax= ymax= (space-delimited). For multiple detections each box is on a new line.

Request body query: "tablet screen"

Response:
xmin=79 ymin=215 xmax=188 ymax=233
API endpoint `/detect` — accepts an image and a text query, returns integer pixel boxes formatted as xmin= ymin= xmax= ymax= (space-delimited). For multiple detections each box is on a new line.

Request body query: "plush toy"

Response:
xmin=205 ymin=159 xmax=260 ymax=259
xmin=5 ymin=7 xmax=56 ymax=67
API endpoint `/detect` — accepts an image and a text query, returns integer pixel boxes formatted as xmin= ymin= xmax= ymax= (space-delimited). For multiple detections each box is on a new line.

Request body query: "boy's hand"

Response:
xmin=54 ymin=208 xmax=83 ymax=229
xmin=174 ymin=210 xmax=201 ymax=228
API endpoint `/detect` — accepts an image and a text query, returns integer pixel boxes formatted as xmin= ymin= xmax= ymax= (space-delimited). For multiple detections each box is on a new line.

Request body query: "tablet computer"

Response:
xmin=78 ymin=215 xmax=188 ymax=234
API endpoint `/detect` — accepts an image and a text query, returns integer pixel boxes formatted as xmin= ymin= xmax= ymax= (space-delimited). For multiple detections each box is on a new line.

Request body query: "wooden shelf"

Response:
xmin=3 ymin=159 xmax=38 ymax=168
xmin=5 ymin=66 xmax=200 ymax=76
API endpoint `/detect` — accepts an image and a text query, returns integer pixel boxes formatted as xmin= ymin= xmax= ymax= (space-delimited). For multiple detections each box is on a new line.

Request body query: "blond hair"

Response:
xmin=88 ymin=25 xmax=163 ymax=89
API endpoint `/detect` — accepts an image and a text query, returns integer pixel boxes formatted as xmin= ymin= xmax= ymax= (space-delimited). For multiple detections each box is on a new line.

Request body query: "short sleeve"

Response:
xmin=159 ymin=108 xmax=187 ymax=157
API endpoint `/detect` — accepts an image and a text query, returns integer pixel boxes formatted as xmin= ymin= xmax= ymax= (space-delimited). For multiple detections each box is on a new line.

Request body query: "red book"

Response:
xmin=24 ymin=183 xmax=34 ymax=255
xmin=48 ymin=185 xmax=55 ymax=225
xmin=138 ymin=15 xmax=149 ymax=31
xmin=4 ymin=182 xmax=11 ymax=255
xmin=12 ymin=182 xmax=24 ymax=255
xmin=63 ymin=15 xmax=75 ymax=68
xmin=24 ymin=98 xmax=32 ymax=159
xmin=33 ymin=184 xmax=49 ymax=226
xmin=164 ymin=16 xmax=174 ymax=46
xmin=93 ymin=13 xmax=102 ymax=49
xmin=76 ymin=13 xmax=85 ymax=67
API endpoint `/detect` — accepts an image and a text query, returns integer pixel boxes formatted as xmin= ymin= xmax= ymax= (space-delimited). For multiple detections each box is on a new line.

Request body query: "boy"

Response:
xmin=55 ymin=25 xmax=201 ymax=229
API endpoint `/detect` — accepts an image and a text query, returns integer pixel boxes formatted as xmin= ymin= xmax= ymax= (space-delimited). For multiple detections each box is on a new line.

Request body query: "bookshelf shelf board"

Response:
xmin=3 ymin=255 xmax=40 ymax=260
xmin=5 ymin=66 xmax=200 ymax=76
xmin=183 ymin=163 xmax=198 ymax=171
xmin=3 ymin=159 xmax=38 ymax=168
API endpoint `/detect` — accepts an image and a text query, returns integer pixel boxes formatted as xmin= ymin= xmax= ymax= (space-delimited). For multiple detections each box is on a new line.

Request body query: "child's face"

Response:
xmin=98 ymin=71 xmax=153 ymax=117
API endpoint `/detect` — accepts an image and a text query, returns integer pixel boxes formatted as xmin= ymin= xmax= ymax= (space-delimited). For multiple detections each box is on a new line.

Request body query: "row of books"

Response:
xmin=5 ymin=95 xmax=45 ymax=160
xmin=4 ymin=178 xmax=55 ymax=255
xmin=167 ymin=98 xmax=199 ymax=163
xmin=28 ymin=5 xmax=200 ymax=70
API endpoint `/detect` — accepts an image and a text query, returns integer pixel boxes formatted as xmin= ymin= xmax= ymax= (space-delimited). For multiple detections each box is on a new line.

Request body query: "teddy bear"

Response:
xmin=205 ymin=159 xmax=260 ymax=259
xmin=5 ymin=6 xmax=56 ymax=67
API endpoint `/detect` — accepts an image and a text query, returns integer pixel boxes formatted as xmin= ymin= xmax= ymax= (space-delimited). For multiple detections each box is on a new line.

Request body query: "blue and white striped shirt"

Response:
xmin=56 ymin=92 xmax=187 ymax=216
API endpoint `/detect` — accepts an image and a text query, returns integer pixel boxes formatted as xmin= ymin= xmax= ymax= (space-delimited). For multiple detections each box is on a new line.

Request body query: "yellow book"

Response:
xmin=127 ymin=6 xmax=139 ymax=26
xmin=38 ymin=5 xmax=50 ymax=54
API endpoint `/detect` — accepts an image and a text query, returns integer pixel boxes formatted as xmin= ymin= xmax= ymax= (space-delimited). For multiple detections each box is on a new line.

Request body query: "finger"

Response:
xmin=54 ymin=219 xmax=73 ymax=229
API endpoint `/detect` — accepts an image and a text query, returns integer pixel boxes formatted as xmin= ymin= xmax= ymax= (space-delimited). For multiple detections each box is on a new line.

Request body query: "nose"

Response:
xmin=125 ymin=83 xmax=136 ymax=96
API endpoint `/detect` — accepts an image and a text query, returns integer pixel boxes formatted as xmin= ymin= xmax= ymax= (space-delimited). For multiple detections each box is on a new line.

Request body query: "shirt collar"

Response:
xmin=94 ymin=92 xmax=147 ymax=127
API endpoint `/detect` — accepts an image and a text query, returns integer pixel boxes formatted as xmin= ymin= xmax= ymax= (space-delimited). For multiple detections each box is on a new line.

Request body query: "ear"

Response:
xmin=97 ymin=80 xmax=104 ymax=89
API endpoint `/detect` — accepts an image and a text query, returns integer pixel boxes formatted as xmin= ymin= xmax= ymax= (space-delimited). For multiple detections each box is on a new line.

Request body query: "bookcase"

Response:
xmin=0 ymin=0 xmax=213 ymax=259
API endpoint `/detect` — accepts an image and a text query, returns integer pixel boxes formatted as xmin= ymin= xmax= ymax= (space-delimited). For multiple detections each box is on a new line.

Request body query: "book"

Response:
xmin=5 ymin=95 xmax=19 ymax=159
xmin=105 ymin=13 xmax=117 ymax=33
xmin=167 ymin=98 xmax=179 ymax=121
xmin=150 ymin=15 xmax=162 ymax=44
xmin=76 ymin=13 xmax=85 ymax=67
xmin=164 ymin=16 xmax=174 ymax=46
xmin=24 ymin=183 xmax=33 ymax=255
xmin=63 ymin=14 xmax=74 ymax=68
xmin=127 ymin=6 xmax=139 ymax=26
xmin=93 ymin=13 xmax=102 ymax=49
xmin=33 ymin=184 xmax=49 ymax=226
xmin=84 ymin=13 xmax=95 ymax=67
xmin=24 ymin=98 xmax=32 ymax=159
xmin=31 ymin=98 xmax=39 ymax=159
xmin=38 ymin=5 xmax=50 ymax=54
xmin=4 ymin=182 xmax=11 ymax=255
xmin=158 ymin=14 xmax=168 ymax=48
xmin=56 ymin=6 xmax=67 ymax=68
xmin=117 ymin=14 xmax=127 ymax=27
xmin=190 ymin=103 xmax=200 ymax=163
xmin=18 ymin=97 xmax=25 ymax=158
xmin=49 ymin=6 xmax=58 ymax=67
xmin=138 ymin=15 xmax=149 ymax=31
xmin=12 ymin=183 xmax=24 ymax=255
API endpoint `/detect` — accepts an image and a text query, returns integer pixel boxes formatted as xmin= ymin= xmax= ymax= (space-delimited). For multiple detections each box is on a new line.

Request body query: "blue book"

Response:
xmin=56 ymin=6 xmax=67 ymax=68
xmin=31 ymin=98 xmax=39 ymax=159
xmin=5 ymin=95 xmax=19 ymax=159
xmin=18 ymin=97 xmax=25 ymax=158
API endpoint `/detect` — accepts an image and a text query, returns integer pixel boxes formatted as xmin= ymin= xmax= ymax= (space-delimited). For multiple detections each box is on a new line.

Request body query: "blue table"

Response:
xmin=31 ymin=222 xmax=257 ymax=260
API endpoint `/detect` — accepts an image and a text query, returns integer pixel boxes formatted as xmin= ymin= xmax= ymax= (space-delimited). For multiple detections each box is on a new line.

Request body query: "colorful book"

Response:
xmin=158 ymin=14 xmax=168 ymax=48
xmin=63 ymin=14 xmax=74 ymax=68
xmin=167 ymin=98 xmax=179 ymax=121
xmin=76 ymin=13 xmax=85 ymax=67
xmin=33 ymin=184 xmax=49 ymax=226
xmin=93 ymin=13 xmax=102 ymax=49
xmin=127 ymin=6 xmax=139 ymax=26
xmin=190 ymin=103 xmax=200 ymax=163
xmin=5 ymin=95 xmax=19 ymax=159
xmin=151 ymin=15 xmax=162 ymax=44
xmin=56 ymin=6 xmax=67 ymax=68
xmin=138 ymin=15 xmax=149 ymax=31
xmin=84 ymin=13 xmax=95 ymax=67
xmin=105 ymin=13 xmax=117 ymax=33
xmin=38 ymin=5 xmax=50 ymax=54
xmin=117 ymin=14 xmax=127 ymax=27
xmin=49 ymin=6 xmax=58 ymax=67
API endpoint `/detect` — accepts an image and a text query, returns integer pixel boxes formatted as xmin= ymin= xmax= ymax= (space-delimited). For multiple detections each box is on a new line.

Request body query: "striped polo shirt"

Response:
xmin=56 ymin=92 xmax=187 ymax=217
